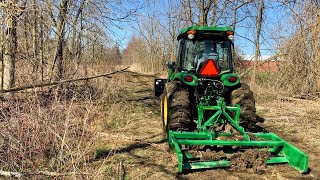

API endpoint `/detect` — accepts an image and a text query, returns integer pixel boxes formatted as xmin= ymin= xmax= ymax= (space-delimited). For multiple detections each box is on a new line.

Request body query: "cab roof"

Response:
xmin=178 ymin=26 xmax=233 ymax=40
xmin=179 ymin=26 xmax=233 ymax=34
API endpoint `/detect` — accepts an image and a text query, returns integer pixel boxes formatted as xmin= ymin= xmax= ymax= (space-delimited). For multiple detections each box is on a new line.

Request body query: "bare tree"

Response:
xmin=52 ymin=0 xmax=69 ymax=81
xmin=252 ymin=0 xmax=264 ymax=85
xmin=32 ymin=0 xmax=38 ymax=74
xmin=70 ymin=0 xmax=86 ymax=56
xmin=274 ymin=0 xmax=320 ymax=95
xmin=195 ymin=0 xmax=215 ymax=26
xmin=232 ymin=0 xmax=254 ymax=31
xmin=0 ymin=8 xmax=4 ymax=88
xmin=1 ymin=0 xmax=21 ymax=89
xmin=39 ymin=6 xmax=44 ymax=82
xmin=181 ymin=0 xmax=193 ymax=25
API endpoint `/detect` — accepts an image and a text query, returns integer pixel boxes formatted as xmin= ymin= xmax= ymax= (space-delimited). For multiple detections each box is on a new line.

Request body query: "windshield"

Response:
xmin=180 ymin=39 xmax=233 ymax=72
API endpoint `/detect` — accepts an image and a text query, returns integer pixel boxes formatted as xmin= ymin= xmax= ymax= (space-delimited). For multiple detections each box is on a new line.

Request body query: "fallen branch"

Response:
xmin=0 ymin=66 xmax=130 ymax=93
xmin=278 ymin=96 xmax=316 ymax=102
xmin=0 ymin=170 xmax=89 ymax=178
xmin=293 ymin=92 xmax=320 ymax=99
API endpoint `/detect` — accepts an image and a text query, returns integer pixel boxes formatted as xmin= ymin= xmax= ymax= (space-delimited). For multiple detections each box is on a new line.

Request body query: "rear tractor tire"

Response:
xmin=161 ymin=82 xmax=194 ymax=138
xmin=230 ymin=83 xmax=260 ymax=131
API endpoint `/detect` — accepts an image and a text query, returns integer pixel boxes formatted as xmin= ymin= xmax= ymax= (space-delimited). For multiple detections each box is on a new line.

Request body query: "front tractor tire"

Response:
xmin=230 ymin=83 xmax=259 ymax=131
xmin=161 ymin=82 xmax=194 ymax=138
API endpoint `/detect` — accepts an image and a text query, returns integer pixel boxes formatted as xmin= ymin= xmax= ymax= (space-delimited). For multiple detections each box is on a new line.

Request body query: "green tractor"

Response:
xmin=154 ymin=26 xmax=308 ymax=173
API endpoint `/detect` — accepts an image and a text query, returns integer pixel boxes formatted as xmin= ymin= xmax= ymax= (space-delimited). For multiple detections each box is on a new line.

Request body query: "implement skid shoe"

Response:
xmin=167 ymin=98 xmax=309 ymax=173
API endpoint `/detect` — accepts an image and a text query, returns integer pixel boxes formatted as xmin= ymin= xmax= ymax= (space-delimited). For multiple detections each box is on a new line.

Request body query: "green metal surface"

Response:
xmin=167 ymin=69 xmax=239 ymax=88
xmin=220 ymin=73 xmax=240 ymax=86
xmin=179 ymin=26 xmax=233 ymax=35
xmin=169 ymin=71 xmax=199 ymax=86
xmin=181 ymin=157 xmax=293 ymax=171
xmin=169 ymin=130 xmax=309 ymax=173
xmin=167 ymin=98 xmax=309 ymax=173
xmin=184 ymin=160 xmax=230 ymax=170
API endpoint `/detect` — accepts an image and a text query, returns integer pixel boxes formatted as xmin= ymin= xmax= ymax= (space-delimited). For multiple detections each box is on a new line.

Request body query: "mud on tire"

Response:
xmin=230 ymin=83 xmax=260 ymax=131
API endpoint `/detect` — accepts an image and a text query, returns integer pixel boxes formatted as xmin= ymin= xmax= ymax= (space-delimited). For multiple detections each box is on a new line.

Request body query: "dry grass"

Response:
xmin=0 ymin=64 xmax=134 ymax=178
xmin=0 ymin=90 xmax=99 ymax=175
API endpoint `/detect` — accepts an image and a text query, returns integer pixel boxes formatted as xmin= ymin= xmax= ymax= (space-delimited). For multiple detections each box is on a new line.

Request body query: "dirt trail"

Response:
xmin=95 ymin=71 xmax=320 ymax=180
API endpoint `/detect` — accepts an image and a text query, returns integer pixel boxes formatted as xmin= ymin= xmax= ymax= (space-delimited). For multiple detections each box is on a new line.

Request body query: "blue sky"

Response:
xmin=229 ymin=1 xmax=295 ymax=57
xmin=108 ymin=1 xmax=294 ymax=57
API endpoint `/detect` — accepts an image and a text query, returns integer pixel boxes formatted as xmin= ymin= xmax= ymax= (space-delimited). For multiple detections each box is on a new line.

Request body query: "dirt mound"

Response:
xmin=200 ymin=150 xmax=227 ymax=161
xmin=189 ymin=149 xmax=227 ymax=161
xmin=189 ymin=148 xmax=270 ymax=174
xmin=228 ymin=149 xmax=270 ymax=174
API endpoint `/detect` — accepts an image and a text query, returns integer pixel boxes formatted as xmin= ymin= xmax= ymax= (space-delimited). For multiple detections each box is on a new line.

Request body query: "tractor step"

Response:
xmin=168 ymin=131 xmax=309 ymax=173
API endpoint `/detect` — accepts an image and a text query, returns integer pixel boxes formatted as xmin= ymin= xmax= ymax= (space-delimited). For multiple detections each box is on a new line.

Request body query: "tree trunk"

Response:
xmin=76 ymin=12 xmax=83 ymax=66
xmin=53 ymin=0 xmax=69 ymax=81
xmin=3 ymin=10 xmax=17 ymax=89
xmin=40 ymin=6 xmax=44 ymax=82
xmin=210 ymin=0 xmax=218 ymax=26
xmin=71 ymin=0 xmax=86 ymax=56
xmin=199 ymin=0 xmax=207 ymax=25
xmin=23 ymin=14 xmax=29 ymax=65
xmin=0 ymin=12 xmax=4 ymax=89
xmin=252 ymin=0 xmax=264 ymax=85
xmin=185 ymin=0 xmax=192 ymax=26
xmin=0 ymin=29 xmax=3 ymax=89
xmin=196 ymin=0 xmax=214 ymax=26
xmin=232 ymin=0 xmax=238 ymax=31
xmin=32 ymin=0 xmax=39 ymax=75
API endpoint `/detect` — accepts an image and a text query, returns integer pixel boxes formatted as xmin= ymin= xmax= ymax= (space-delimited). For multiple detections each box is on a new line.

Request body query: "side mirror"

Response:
xmin=166 ymin=61 xmax=176 ymax=69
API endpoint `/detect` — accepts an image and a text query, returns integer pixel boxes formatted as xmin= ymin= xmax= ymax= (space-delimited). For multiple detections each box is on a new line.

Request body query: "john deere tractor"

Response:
xmin=154 ymin=26 xmax=308 ymax=173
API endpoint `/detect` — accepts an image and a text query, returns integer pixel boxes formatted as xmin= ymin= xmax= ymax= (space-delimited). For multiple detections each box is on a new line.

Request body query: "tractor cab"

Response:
xmin=172 ymin=26 xmax=238 ymax=98
xmin=154 ymin=26 xmax=238 ymax=97
xmin=176 ymin=26 xmax=235 ymax=76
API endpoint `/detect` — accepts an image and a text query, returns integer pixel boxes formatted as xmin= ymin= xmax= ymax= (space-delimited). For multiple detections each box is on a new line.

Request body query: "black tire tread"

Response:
xmin=230 ymin=83 xmax=258 ymax=130
xmin=168 ymin=88 xmax=193 ymax=131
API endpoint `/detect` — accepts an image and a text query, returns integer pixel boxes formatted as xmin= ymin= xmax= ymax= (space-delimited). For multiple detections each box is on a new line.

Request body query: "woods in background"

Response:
xmin=0 ymin=0 xmax=319 ymax=95
xmin=0 ymin=0 xmax=131 ymax=90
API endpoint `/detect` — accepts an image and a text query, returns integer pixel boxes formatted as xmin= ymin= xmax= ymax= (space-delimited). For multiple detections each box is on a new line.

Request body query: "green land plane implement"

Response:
xmin=154 ymin=26 xmax=309 ymax=173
